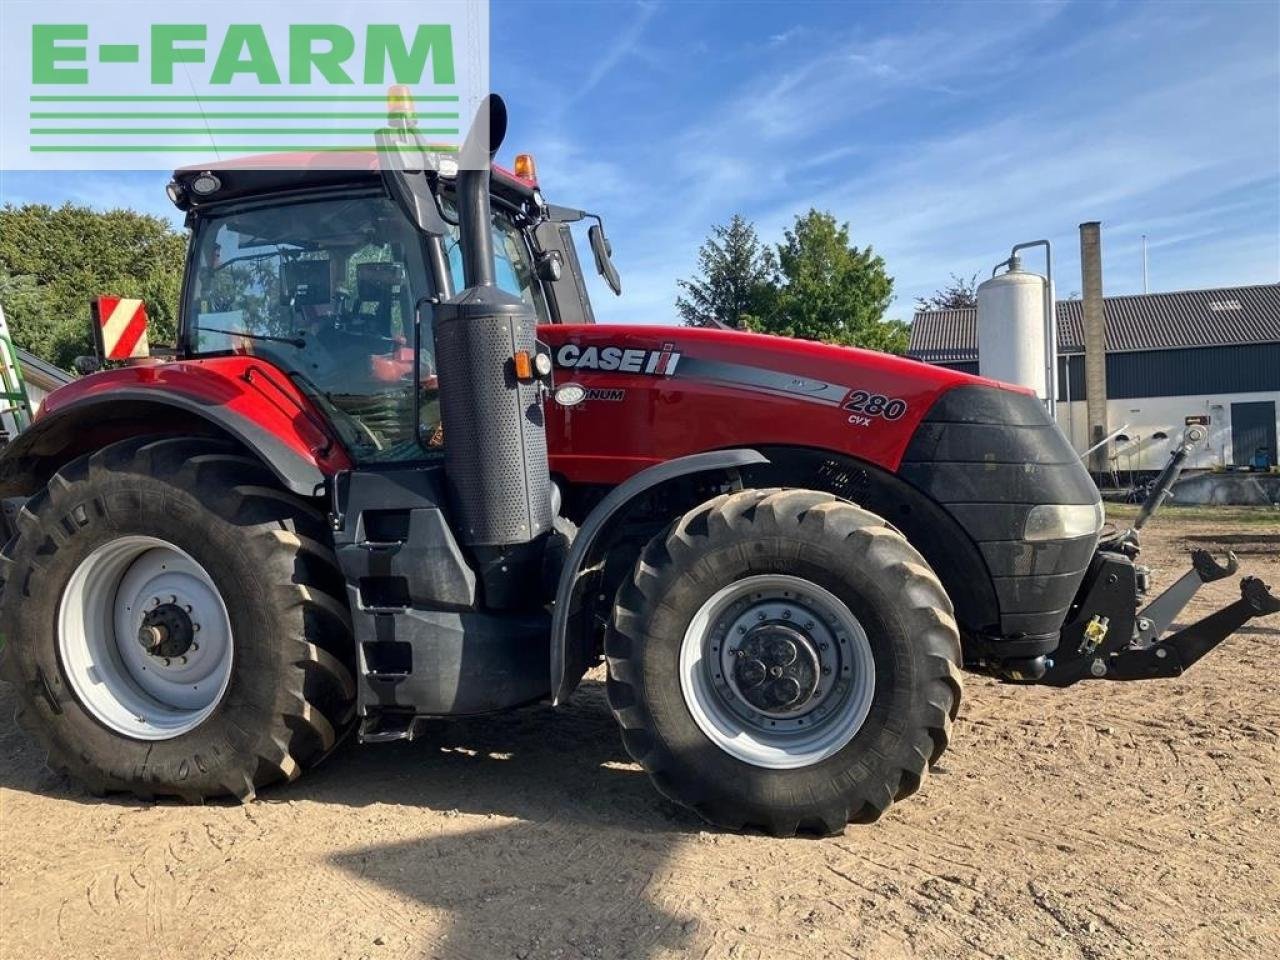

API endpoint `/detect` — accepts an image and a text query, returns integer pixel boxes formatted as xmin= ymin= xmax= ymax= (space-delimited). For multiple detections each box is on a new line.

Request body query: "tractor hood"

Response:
xmin=540 ymin=323 xmax=1023 ymax=485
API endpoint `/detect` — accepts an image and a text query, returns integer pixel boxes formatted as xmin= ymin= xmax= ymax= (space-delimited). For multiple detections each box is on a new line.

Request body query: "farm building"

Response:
xmin=17 ymin=348 xmax=73 ymax=414
xmin=909 ymin=283 xmax=1280 ymax=474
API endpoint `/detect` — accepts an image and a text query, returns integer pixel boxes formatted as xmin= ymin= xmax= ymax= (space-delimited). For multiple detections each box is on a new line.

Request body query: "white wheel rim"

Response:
xmin=58 ymin=536 xmax=234 ymax=740
xmin=679 ymin=574 xmax=876 ymax=770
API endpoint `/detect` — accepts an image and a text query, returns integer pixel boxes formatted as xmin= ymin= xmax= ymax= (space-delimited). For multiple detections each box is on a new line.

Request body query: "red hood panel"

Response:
xmin=37 ymin=328 xmax=1018 ymax=490
xmin=540 ymin=324 xmax=1020 ymax=485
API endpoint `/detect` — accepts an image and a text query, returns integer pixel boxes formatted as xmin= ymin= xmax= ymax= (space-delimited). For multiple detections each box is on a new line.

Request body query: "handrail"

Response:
xmin=0 ymin=304 xmax=33 ymax=438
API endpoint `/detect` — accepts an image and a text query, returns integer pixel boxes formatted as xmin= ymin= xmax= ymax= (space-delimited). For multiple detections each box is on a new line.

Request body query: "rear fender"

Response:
xmin=0 ymin=359 xmax=351 ymax=499
xmin=550 ymin=448 xmax=768 ymax=703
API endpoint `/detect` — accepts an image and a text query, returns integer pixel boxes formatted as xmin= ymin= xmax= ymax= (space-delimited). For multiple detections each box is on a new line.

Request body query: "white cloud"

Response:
xmin=566 ymin=1 xmax=1278 ymax=324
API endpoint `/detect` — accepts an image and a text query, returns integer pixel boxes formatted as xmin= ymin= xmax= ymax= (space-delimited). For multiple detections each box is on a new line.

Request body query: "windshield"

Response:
xmin=185 ymin=193 xmax=436 ymax=463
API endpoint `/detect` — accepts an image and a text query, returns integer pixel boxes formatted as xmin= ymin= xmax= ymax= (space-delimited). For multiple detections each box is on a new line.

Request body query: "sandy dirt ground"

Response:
xmin=2 ymin=508 xmax=1278 ymax=960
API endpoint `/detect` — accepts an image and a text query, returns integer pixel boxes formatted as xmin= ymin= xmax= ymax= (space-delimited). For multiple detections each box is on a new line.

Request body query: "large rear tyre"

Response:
xmin=0 ymin=436 xmax=355 ymax=801
xmin=606 ymin=488 xmax=962 ymax=836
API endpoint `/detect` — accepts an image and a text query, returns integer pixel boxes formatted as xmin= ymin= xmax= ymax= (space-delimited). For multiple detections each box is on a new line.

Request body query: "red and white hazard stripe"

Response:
xmin=96 ymin=296 xmax=150 ymax=360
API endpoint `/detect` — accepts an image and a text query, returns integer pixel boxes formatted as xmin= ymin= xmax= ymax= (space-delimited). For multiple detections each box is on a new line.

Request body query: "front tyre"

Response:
xmin=0 ymin=436 xmax=355 ymax=801
xmin=606 ymin=489 xmax=962 ymax=836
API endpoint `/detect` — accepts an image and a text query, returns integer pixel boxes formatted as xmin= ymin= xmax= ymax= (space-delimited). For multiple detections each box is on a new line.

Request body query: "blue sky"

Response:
xmin=2 ymin=0 xmax=1277 ymax=323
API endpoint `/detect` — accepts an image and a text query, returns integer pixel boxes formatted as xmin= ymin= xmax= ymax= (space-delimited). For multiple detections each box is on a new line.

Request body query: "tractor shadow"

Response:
xmin=0 ymin=677 xmax=710 ymax=958
xmin=295 ymin=678 xmax=707 ymax=958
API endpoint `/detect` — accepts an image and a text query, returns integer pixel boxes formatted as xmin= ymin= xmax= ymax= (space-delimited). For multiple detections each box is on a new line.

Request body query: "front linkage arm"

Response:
xmin=1035 ymin=423 xmax=1278 ymax=688
xmin=1106 ymin=576 xmax=1279 ymax=681
xmin=1038 ymin=549 xmax=1279 ymax=688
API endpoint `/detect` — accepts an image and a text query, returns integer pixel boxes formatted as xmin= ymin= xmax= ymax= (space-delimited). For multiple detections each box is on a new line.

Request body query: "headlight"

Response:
xmin=190 ymin=172 xmax=222 ymax=196
xmin=1023 ymin=502 xmax=1104 ymax=541
xmin=554 ymin=383 xmax=586 ymax=407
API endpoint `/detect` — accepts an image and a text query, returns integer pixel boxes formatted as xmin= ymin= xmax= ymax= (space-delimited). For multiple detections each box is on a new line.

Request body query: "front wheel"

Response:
xmin=606 ymin=488 xmax=962 ymax=836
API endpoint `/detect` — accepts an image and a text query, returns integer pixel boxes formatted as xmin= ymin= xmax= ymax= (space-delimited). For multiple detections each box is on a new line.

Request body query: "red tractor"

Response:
xmin=1 ymin=97 xmax=1274 ymax=835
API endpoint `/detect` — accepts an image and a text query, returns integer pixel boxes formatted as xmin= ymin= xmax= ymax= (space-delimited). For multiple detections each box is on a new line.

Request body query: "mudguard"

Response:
xmin=550 ymin=448 xmax=768 ymax=704
xmin=0 ymin=357 xmax=351 ymax=499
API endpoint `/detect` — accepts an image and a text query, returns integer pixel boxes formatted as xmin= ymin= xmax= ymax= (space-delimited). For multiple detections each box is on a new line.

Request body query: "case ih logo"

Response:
xmin=555 ymin=343 xmax=681 ymax=376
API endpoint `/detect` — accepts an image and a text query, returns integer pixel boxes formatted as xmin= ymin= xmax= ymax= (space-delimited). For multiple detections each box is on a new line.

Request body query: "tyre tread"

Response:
xmin=605 ymin=487 xmax=962 ymax=836
xmin=0 ymin=435 xmax=355 ymax=803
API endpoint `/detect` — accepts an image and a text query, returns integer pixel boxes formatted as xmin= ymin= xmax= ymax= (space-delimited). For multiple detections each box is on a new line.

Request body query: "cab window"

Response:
xmin=443 ymin=205 xmax=548 ymax=321
xmin=184 ymin=193 xmax=438 ymax=463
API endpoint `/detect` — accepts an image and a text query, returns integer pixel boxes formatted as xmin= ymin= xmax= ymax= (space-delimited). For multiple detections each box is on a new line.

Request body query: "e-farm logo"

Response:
xmin=0 ymin=1 xmax=489 ymax=171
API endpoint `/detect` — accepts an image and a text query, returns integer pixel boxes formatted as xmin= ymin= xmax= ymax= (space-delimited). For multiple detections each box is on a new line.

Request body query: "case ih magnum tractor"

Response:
xmin=0 ymin=97 xmax=1275 ymax=835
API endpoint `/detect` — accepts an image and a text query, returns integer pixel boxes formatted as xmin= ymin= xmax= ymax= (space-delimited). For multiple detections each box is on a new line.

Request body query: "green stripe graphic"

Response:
xmin=30 ymin=95 xmax=460 ymax=102
xmin=30 ymin=145 xmax=461 ymax=153
xmin=31 ymin=112 xmax=459 ymax=119
xmin=31 ymin=128 xmax=459 ymax=136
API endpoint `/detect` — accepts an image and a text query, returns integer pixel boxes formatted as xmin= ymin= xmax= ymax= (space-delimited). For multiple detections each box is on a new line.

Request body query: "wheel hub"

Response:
xmin=731 ymin=623 xmax=820 ymax=714
xmin=58 ymin=536 xmax=233 ymax=741
xmin=680 ymin=574 xmax=877 ymax=770
xmin=137 ymin=602 xmax=196 ymax=659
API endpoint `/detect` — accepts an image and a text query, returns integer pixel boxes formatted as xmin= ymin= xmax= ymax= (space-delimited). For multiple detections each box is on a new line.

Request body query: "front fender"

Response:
xmin=550 ymin=448 xmax=768 ymax=704
xmin=0 ymin=357 xmax=350 ymax=499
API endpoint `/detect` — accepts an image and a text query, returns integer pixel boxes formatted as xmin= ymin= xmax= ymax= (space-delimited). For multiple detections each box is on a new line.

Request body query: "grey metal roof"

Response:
xmin=908 ymin=283 xmax=1280 ymax=363
xmin=17 ymin=349 xmax=74 ymax=389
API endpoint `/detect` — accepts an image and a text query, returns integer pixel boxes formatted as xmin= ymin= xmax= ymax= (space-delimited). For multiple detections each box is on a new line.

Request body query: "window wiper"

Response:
xmin=212 ymin=250 xmax=292 ymax=272
xmin=196 ymin=326 xmax=306 ymax=349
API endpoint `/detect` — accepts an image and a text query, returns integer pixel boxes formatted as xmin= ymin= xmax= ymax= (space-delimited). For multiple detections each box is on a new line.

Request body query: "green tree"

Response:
xmin=745 ymin=209 xmax=906 ymax=353
xmin=0 ymin=203 xmax=188 ymax=369
xmin=916 ymin=272 xmax=979 ymax=311
xmin=676 ymin=215 xmax=775 ymax=329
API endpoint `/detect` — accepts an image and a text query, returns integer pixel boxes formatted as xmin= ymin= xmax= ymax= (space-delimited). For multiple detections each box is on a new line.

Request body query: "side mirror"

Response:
xmin=588 ymin=223 xmax=621 ymax=296
xmin=375 ymin=127 xmax=450 ymax=237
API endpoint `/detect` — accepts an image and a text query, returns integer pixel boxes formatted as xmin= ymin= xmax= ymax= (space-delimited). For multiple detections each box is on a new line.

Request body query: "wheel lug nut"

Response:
xmin=193 ymin=623 xmax=201 ymax=633
xmin=191 ymin=642 xmax=199 ymax=652
xmin=162 ymin=657 xmax=171 ymax=666
xmin=756 ymin=612 xmax=766 ymax=621
xmin=805 ymin=621 xmax=815 ymax=630
xmin=184 ymin=605 xmax=193 ymax=614
xmin=822 ymin=667 xmax=831 ymax=676
xmin=781 ymin=610 xmax=791 ymax=619
xmin=178 ymin=656 xmax=188 ymax=665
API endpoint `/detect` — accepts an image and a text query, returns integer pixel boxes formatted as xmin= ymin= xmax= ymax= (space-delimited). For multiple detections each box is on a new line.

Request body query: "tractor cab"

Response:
xmin=167 ymin=145 xmax=612 ymax=463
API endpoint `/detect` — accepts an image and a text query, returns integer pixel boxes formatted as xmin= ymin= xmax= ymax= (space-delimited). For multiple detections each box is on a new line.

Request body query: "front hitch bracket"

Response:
xmin=1106 ymin=576 xmax=1279 ymax=681
xmin=1036 ymin=548 xmax=1277 ymax=688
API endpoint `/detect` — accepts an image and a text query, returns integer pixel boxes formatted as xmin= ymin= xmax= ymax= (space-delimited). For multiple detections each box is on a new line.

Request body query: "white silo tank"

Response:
xmin=976 ymin=256 xmax=1054 ymax=403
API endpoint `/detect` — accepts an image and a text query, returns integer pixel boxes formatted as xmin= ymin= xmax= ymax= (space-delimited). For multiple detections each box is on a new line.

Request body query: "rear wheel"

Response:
xmin=606 ymin=488 xmax=962 ymax=835
xmin=0 ymin=436 xmax=355 ymax=801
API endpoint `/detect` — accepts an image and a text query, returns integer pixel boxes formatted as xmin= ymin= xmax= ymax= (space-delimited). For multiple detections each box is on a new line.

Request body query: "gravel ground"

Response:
xmin=2 ymin=507 xmax=1277 ymax=960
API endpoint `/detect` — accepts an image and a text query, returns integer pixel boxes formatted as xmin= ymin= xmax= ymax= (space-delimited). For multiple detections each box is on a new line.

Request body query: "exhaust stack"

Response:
xmin=433 ymin=96 xmax=552 ymax=560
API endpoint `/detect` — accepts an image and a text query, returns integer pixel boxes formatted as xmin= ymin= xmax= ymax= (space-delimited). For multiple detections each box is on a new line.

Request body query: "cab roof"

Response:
xmin=171 ymin=153 xmax=537 ymax=211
